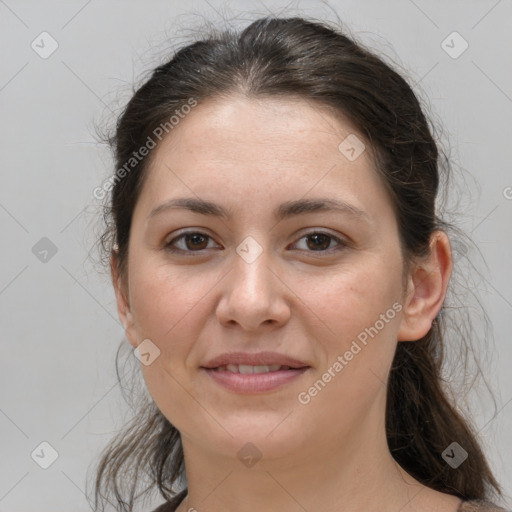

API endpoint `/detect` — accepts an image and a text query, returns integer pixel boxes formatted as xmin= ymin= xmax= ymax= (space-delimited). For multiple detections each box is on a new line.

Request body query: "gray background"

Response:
xmin=0 ymin=0 xmax=511 ymax=511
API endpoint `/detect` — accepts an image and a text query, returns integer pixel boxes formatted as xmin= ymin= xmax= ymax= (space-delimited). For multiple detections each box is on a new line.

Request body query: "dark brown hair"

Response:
xmin=90 ymin=15 xmax=503 ymax=511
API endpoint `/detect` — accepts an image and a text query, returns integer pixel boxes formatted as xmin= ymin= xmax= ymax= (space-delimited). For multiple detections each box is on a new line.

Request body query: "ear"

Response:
xmin=397 ymin=231 xmax=453 ymax=342
xmin=111 ymin=247 xmax=138 ymax=348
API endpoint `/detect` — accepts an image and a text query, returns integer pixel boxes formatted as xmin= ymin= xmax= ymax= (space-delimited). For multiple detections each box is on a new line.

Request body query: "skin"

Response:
xmin=112 ymin=95 xmax=457 ymax=512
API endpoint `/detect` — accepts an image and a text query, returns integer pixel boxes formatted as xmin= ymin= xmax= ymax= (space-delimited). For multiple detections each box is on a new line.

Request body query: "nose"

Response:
xmin=215 ymin=244 xmax=292 ymax=332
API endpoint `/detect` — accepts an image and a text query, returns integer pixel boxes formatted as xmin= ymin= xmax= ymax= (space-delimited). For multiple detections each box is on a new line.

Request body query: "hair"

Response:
xmin=90 ymin=14 xmax=504 ymax=512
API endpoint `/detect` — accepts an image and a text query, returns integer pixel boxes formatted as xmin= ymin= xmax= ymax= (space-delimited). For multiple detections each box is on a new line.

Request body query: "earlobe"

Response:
xmin=397 ymin=231 xmax=452 ymax=342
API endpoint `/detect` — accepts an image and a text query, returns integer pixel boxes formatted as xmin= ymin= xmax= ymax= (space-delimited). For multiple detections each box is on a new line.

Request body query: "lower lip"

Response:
xmin=201 ymin=367 xmax=309 ymax=393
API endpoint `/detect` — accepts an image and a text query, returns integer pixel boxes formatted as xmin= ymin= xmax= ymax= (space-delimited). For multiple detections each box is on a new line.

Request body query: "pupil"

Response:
xmin=186 ymin=233 xmax=207 ymax=250
xmin=308 ymin=234 xmax=330 ymax=251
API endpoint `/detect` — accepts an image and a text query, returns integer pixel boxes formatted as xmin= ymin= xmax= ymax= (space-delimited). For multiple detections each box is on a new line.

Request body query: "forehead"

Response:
xmin=133 ymin=94 xmax=392 ymax=224
xmin=158 ymin=94 xmax=363 ymax=161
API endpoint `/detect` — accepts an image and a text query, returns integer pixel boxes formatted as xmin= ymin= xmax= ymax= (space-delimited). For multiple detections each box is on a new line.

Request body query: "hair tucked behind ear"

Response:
xmin=90 ymin=14 xmax=504 ymax=511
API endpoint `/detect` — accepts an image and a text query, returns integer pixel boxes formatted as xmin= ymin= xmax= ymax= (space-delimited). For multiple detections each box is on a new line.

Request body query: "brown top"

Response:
xmin=151 ymin=493 xmax=511 ymax=512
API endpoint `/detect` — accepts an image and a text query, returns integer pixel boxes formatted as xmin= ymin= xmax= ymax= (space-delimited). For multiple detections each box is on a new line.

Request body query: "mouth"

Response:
xmin=200 ymin=363 xmax=310 ymax=393
xmin=200 ymin=352 xmax=311 ymax=393
xmin=208 ymin=364 xmax=307 ymax=374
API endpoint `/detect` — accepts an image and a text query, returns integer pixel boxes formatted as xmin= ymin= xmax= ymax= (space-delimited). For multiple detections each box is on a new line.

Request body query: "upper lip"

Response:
xmin=201 ymin=351 xmax=310 ymax=369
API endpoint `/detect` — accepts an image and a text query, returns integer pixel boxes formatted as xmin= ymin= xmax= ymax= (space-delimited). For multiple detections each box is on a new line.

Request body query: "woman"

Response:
xmin=92 ymin=15 xmax=509 ymax=512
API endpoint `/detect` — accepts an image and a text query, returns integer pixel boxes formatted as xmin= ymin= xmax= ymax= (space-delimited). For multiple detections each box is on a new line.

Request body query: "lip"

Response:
xmin=201 ymin=367 xmax=310 ymax=393
xmin=201 ymin=351 xmax=309 ymax=369
xmin=200 ymin=351 xmax=311 ymax=394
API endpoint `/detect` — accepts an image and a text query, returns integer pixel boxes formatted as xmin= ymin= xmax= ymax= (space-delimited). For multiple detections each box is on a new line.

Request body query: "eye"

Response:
xmin=290 ymin=231 xmax=347 ymax=253
xmin=165 ymin=231 xmax=219 ymax=254
xmin=164 ymin=230 xmax=346 ymax=255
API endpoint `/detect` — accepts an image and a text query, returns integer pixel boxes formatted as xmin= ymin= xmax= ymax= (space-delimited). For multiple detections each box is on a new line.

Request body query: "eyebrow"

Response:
xmin=148 ymin=196 xmax=369 ymax=222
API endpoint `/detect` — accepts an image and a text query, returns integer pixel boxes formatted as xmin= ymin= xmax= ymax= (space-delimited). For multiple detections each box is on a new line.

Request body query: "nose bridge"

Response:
xmin=232 ymin=237 xmax=274 ymax=304
xmin=216 ymin=235 xmax=290 ymax=329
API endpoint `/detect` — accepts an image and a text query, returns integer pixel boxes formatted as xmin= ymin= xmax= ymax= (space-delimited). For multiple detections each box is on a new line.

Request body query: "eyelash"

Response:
xmin=164 ymin=230 xmax=347 ymax=256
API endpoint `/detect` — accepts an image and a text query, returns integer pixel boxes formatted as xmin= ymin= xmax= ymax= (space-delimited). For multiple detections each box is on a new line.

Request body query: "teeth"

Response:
xmin=216 ymin=364 xmax=284 ymax=373
xmin=239 ymin=364 xmax=255 ymax=374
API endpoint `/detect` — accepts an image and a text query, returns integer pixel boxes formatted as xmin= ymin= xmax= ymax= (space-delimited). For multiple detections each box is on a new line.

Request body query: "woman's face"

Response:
xmin=115 ymin=95 xmax=412 ymax=463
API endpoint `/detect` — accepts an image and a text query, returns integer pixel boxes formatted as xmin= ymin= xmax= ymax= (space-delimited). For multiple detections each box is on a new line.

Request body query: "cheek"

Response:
xmin=122 ymin=241 xmax=221 ymax=426
xmin=309 ymin=260 xmax=402 ymax=339
xmin=128 ymin=259 xmax=210 ymax=354
xmin=307 ymin=259 xmax=403 ymax=388
xmin=128 ymin=262 xmax=213 ymax=427
xmin=296 ymin=271 xmax=402 ymax=425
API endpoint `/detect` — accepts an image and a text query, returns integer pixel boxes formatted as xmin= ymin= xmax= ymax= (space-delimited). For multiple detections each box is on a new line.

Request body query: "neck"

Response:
xmin=174 ymin=399 xmax=452 ymax=512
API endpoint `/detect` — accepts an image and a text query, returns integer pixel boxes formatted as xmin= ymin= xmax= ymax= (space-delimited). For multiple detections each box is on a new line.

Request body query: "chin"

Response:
xmin=180 ymin=413 xmax=303 ymax=461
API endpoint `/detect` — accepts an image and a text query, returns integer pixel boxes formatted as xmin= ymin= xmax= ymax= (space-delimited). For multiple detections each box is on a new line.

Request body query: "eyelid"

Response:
xmin=164 ymin=228 xmax=349 ymax=255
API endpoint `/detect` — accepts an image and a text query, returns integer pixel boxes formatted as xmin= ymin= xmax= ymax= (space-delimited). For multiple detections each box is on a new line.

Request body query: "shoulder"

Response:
xmin=458 ymin=499 xmax=511 ymax=512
